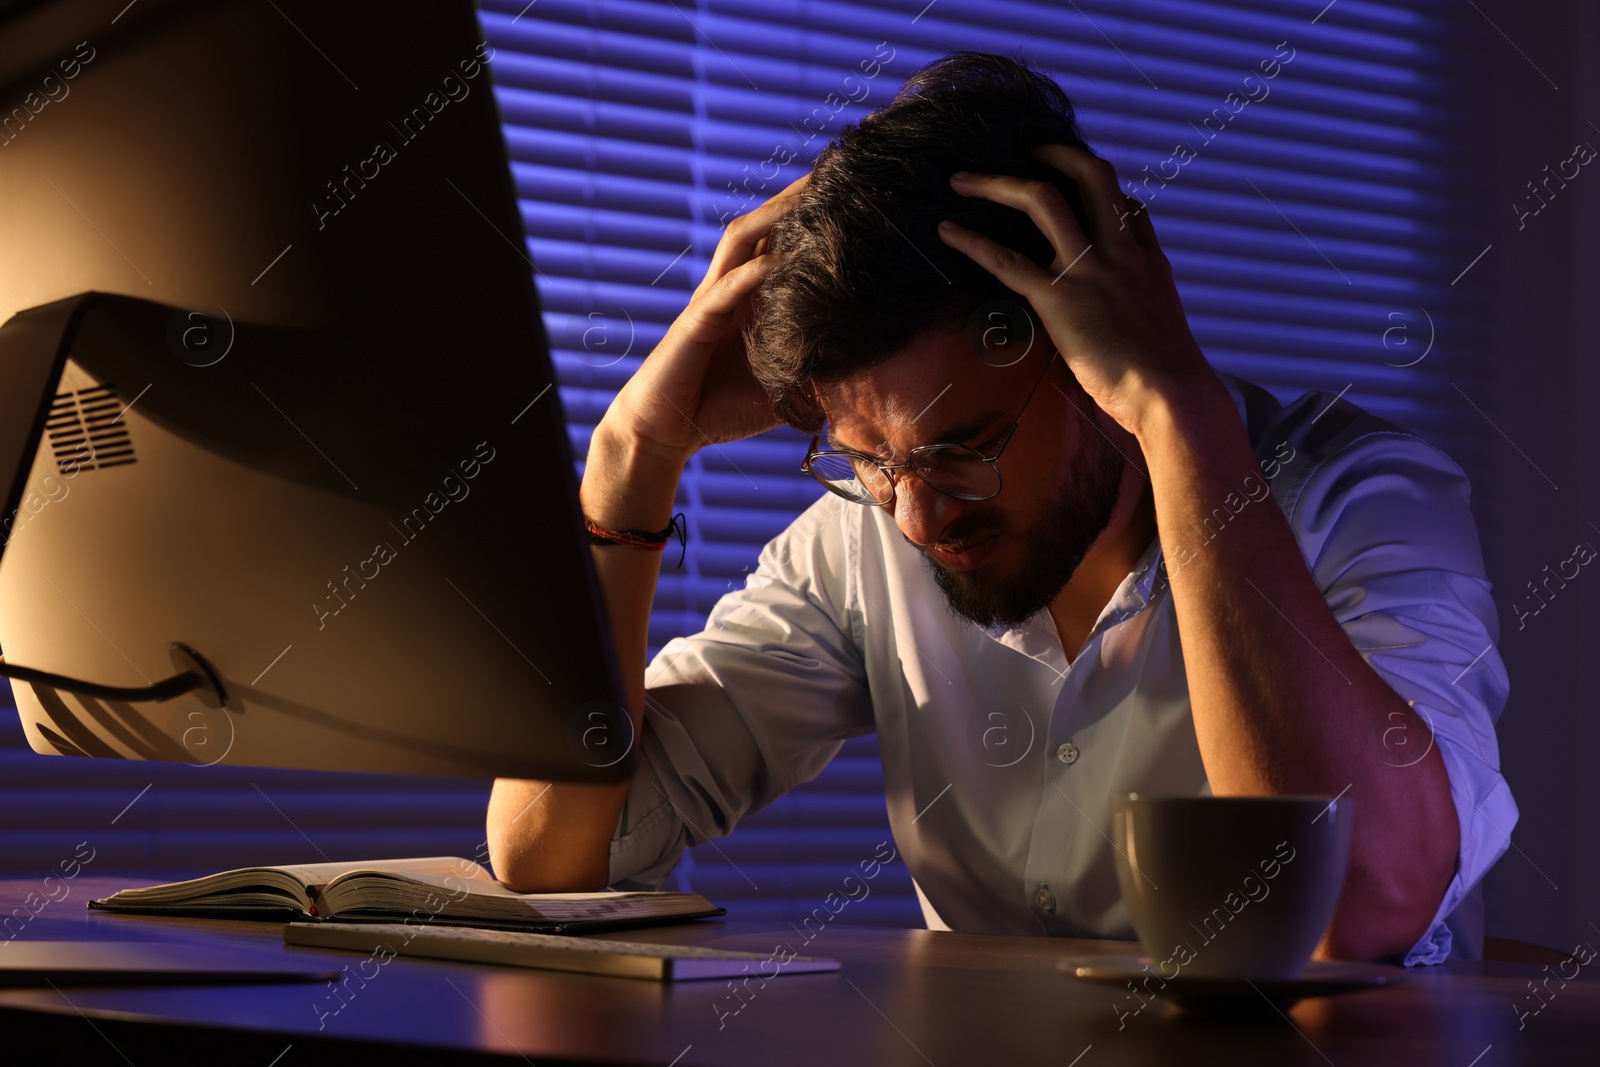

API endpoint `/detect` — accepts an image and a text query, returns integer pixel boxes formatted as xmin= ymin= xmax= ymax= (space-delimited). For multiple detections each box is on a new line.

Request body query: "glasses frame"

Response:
xmin=801 ymin=354 xmax=1057 ymax=507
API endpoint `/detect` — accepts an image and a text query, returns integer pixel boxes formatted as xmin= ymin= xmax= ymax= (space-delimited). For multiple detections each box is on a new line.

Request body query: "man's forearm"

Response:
xmin=1134 ymin=373 xmax=1459 ymax=961
xmin=488 ymin=418 xmax=687 ymax=891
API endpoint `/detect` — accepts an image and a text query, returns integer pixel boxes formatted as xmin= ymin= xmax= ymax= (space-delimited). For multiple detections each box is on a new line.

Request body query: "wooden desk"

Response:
xmin=0 ymin=878 xmax=1592 ymax=1064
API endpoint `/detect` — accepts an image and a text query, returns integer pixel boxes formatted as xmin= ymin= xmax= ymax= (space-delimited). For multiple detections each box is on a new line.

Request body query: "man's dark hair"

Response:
xmin=747 ymin=52 xmax=1095 ymax=432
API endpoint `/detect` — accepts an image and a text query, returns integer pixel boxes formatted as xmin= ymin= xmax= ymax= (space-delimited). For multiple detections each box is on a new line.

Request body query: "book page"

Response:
xmin=94 ymin=856 xmax=489 ymax=910
xmin=297 ymin=857 xmax=491 ymax=887
xmin=318 ymin=867 xmax=716 ymax=925
xmin=373 ymin=873 xmax=644 ymax=900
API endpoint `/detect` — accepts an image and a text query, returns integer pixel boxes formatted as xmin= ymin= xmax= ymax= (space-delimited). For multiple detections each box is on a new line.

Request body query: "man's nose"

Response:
xmin=888 ymin=472 xmax=960 ymax=547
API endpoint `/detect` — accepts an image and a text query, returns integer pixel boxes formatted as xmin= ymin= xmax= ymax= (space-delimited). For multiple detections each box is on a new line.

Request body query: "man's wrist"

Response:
xmin=1127 ymin=364 xmax=1238 ymax=455
xmin=580 ymin=417 xmax=691 ymax=531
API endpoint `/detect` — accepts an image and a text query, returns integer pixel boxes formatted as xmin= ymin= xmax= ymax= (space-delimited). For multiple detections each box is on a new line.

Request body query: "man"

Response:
xmin=488 ymin=53 xmax=1516 ymax=965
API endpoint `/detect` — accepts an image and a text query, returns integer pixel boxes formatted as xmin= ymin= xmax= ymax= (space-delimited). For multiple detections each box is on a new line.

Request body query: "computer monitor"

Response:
xmin=0 ymin=0 xmax=632 ymax=781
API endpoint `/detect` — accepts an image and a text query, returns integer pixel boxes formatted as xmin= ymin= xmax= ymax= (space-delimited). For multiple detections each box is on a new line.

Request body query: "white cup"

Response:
xmin=1111 ymin=794 xmax=1353 ymax=980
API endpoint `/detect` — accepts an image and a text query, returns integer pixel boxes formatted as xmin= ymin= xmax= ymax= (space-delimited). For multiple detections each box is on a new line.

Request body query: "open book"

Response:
xmin=88 ymin=856 xmax=724 ymax=934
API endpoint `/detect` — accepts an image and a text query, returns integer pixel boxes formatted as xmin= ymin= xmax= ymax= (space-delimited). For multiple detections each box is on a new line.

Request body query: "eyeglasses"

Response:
xmin=801 ymin=355 xmax=1056 ymax=507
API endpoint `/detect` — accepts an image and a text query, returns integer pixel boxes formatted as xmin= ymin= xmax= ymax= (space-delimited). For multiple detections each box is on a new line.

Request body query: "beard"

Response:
xmin=918 ymin=403 xmax=1126 ymax=630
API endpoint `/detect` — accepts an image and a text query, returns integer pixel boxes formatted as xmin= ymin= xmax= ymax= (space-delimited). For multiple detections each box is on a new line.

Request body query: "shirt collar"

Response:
xmin=979 ymin=534 xmax=1167 ymax=655
xmin=934 ymin=376 xmax=1256 ymax=660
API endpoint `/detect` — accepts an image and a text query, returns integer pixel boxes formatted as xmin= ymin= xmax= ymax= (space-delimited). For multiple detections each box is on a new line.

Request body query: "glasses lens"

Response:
xmin=912 ymin=446 xmax=1001 ymax=501
xmin=808 ymin=452 xmax=892 ymax=504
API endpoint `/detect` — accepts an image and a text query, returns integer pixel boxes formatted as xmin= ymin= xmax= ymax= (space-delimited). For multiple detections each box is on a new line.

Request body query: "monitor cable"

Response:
xmin=0 ymin=642 xmax=232 ymax=707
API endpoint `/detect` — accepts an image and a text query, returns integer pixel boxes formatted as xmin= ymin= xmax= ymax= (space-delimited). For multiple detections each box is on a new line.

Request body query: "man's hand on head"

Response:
xmin=606 ymin=172 xmax=810 ymax=464
xmin=935 ymin=147 xmax=1466 ymax=965
xmin=934 ymin=144 xmax=1219 ymax=439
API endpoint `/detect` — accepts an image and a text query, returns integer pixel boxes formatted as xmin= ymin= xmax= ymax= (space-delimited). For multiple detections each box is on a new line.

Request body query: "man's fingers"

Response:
xmin=1027 ymin=144 xmax=1131 ymax=250
xmin=935 ymin=220 xmax=1051 ymax=295
xmin=771 ymin=171 xmax=811 ymax=201
xmin=682 ymin=253 xmax=783 ymax=336
xmin=1117 ymin=194 xmax=1161 ymax=252
xmin=700 ymin=173 xmax=811 ymax=291
xmin=948 ymin=170 xmax=1090 ymax=267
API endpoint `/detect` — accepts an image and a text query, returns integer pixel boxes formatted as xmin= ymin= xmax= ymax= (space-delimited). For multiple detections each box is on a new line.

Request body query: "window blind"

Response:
xmin=479 ymin=0 xmax=1490 ymax=923
xmin=0 ymin=0 xmax=1490 ymax=930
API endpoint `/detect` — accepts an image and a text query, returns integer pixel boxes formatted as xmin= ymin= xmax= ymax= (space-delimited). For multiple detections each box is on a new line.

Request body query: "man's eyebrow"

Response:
xmin=827 ymin=410 xmax=1006 ymax=460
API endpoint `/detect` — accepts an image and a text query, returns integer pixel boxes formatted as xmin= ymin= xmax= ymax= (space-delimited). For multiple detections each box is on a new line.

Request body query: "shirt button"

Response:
xmin=1056 ymin=742 xmax=1079 ymax=765
xmin=1034 ymin=885 xmax=1056 ymax=912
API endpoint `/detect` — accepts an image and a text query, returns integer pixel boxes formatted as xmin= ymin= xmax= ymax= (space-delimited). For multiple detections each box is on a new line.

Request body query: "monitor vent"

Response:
xmin=46 ymin=385 xmax=138 ymax=474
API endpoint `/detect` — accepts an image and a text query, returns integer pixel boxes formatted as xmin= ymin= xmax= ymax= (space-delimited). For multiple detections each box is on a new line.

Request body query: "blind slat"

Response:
xmin=0 ymin=2 xmax=1487 ymax=932
xmin=481 ymin=0 xmax=1488 ymax=924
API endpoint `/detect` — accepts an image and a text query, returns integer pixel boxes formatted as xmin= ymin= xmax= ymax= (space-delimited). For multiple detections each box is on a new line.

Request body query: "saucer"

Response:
xmin=1061 ymin=955 xmax=1405 ymax=1015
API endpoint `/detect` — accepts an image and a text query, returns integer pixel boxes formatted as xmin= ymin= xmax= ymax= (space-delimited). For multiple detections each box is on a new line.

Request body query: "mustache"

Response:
xmin=903 ymin=508 xmax=1005 ymax=552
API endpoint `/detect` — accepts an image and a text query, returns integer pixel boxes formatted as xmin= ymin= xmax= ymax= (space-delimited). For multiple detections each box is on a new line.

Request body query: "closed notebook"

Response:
xmin=88 ymin=856 xmax=725 ymax=933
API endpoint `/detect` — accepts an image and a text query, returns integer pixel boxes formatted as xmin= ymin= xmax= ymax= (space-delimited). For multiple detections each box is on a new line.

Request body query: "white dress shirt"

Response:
xmin=609 ymin=373 xmax=1518 ymax=965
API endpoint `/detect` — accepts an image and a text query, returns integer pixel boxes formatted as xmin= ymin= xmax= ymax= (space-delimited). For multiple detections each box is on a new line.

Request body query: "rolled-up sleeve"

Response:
xmin=1289 ymin=429 xmax=1518 ymax=965
xmin=609 ymin=494 xmax=875 ymax=890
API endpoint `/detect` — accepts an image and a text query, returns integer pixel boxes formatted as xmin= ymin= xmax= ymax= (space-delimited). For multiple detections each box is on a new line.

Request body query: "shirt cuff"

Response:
xmin=607 ymin=793 xmax=683 ymax=890
xmin=1397 ymin=883 xmax=1457 ymax=966
xmin=605 ymin=731 xmax=689 ymax=891
xmin=1392 ymin=702 xmax=1519 ymax=966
